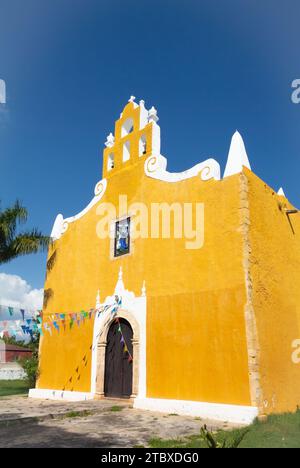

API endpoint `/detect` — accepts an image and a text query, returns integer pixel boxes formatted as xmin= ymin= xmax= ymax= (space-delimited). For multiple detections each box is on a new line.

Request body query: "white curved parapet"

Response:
xmin=50 ymin=214 xmax=64 ymax=240
xmin=144 ymin=154 xmax=221 ymax=182
xmin=50 ymin=178 xmax=107 ymax=240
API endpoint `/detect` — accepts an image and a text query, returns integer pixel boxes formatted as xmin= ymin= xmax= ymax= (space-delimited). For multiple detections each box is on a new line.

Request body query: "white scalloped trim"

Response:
xmin=50 ymin=178 xmax=107 ymax=240
xmin=144 ymin=155 xmax=220 ymax=182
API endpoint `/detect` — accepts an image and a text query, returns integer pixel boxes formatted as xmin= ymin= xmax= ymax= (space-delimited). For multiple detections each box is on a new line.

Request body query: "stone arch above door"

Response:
xmin=96 ymin=309 xmax=140 ymax=398
xmin=90 ymin=268 xmax=147 ymax=400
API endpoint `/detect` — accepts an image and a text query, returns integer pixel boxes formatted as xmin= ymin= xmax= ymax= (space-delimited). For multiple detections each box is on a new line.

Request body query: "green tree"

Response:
xmin=0 ymin=200 xmax=49 ymax=264
xmin=3 ymin=319 xmax=41 ymax=388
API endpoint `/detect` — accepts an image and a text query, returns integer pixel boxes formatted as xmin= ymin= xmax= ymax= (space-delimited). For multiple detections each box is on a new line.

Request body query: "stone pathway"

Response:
xmin=0 ymin=396 xmax=238 ymax=448
xmin=0 ymin=395 xmax=125 ymax=422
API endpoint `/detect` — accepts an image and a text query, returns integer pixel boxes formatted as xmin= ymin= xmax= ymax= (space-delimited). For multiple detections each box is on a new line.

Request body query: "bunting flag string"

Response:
xmin=61 ymin=298 xmax=134 ymax=391
xmin=15 ymin=298 xmax=132 ymax=395
xmin=115 ymin=317 xmax=133 ymax=363
xmin=0 ymin=296 xmax=125 ymax=343
xmin=1 ymin=295 xmax=134 ymax=395
xmin=0 ymin=304 xmax=40 ymax=339
xmin=0 ymin=304 xmax=40 ymax=320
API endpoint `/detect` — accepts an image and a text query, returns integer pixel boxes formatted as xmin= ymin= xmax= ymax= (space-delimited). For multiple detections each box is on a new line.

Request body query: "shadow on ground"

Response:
xmin=0 ymin=421 xmax=129 ymax=448
xmin=0 ymin=411 xmax=156 ymax=448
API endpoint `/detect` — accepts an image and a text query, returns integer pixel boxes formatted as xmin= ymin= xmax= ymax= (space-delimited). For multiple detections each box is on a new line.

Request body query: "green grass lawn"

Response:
xmin=0 ymin=380 xmax=29 ymax=397
xmin=149 ymin=410 xmax=300 ymax=448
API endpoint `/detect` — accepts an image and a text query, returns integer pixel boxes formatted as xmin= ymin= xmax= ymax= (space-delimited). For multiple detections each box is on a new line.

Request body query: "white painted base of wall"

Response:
xmin=29 ymin=390 xmax=258 ymax=425
xmin=134 ymin=398 xmax=258 ymax=425
xmin=28 ymin=388 xmax=94 ymax=401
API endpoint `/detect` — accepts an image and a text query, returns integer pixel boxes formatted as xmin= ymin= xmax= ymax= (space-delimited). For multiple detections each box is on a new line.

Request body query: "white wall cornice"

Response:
xmin=50 ymin=178 xmax=107 ymax=240
xmin=144 ymin=154 xmax=220 ymax=182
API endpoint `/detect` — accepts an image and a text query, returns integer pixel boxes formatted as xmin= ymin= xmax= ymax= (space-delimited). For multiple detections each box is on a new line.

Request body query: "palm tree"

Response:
xmin=0 ymin=200 xmax=50 ymax=265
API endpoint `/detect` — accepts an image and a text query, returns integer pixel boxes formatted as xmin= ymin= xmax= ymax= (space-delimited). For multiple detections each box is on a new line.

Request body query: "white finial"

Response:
xmin=105 ymin=132 xmax=115 ymax=148
xmin=128 ymin=96 xmax=136 ymax=103
xmin=115 ymin=267 xmax=125 ymax=295
xmin=141 ymin=280 xmax=146 ymax=297
xmin=223 ymin=131 xmax=251 ymax=178
xmin=148 ymin=106 xmax=159 ymax=123
xmin=278 ymin=187 xmax=286 ymax=197
xmin=139 ymin=99 xmax=145 ymax=107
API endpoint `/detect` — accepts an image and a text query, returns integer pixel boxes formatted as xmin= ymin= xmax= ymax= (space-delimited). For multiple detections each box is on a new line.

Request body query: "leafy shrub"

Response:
xmin=3 ymin=320 xmax=41 ymax=388
xmin=19 ymin=354 xmax=39 ymax=388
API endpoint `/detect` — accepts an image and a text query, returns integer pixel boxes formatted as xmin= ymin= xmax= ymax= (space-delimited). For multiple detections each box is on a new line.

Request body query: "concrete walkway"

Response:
xmin=0 ymin=396 xmax=235 ymax=448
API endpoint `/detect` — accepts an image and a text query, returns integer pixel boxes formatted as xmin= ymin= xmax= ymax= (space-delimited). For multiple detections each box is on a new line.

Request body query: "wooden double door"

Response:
xmin=104 ymin=318 xmax=133 ymax=398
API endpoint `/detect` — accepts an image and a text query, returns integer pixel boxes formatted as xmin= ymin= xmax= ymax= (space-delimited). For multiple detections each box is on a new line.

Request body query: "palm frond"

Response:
xmin=10 ymin=229 xmax=50 ymax=255
xmin=0 ymin=200 xmax=50 ymax=265
xmin=0 ymin=200 xmax=28 ymax=243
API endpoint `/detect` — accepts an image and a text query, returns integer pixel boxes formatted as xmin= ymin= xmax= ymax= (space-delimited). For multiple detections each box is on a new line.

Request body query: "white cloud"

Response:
xmin=0 ymin=273 xmax=43 ymax=311
xmin=0 ymin=79 xmax=6 ymax=104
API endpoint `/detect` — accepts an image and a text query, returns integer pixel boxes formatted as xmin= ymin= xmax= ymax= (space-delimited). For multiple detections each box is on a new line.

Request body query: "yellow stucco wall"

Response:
xmin=38 ymin=155 xmax=251 ymax=405
xmin=37 ymin=96 xmax=300 ymax=415
xmin=247 ymin=169 xmax=300 ymax=414
xmin=38 ymin=319 xmax=94 ymax=392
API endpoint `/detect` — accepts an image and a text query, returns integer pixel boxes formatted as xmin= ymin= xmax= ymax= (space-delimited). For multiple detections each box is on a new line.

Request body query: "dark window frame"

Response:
xmin=114 ymin=217 xmax=131 ymax=258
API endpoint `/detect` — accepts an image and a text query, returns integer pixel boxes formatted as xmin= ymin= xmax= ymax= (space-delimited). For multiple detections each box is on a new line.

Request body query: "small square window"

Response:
xmin=114 ymin=217 xmax=130 ymax=257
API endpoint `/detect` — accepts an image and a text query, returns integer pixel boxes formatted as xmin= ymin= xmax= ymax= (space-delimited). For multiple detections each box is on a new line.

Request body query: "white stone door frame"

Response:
xmin=91 ymin=268 xmax=147 ymax=399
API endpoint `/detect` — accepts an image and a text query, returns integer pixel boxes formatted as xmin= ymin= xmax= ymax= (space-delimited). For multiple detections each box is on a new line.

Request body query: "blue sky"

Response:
xmin=0 ymin=0 xmax=299 ymax=290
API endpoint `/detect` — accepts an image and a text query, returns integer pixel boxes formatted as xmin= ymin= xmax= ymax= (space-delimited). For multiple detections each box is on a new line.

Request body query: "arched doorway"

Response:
xmin=104 ymin=318 xmax=133 ymax=398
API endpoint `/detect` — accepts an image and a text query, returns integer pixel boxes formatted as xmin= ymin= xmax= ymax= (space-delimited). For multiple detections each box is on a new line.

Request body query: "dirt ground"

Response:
xmin=0 ymin=395 xmax=238 ymax=448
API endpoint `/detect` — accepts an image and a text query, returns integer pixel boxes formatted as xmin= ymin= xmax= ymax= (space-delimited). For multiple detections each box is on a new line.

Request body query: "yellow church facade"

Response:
xmin=29 ymin=97 xmax=300 ymax=424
